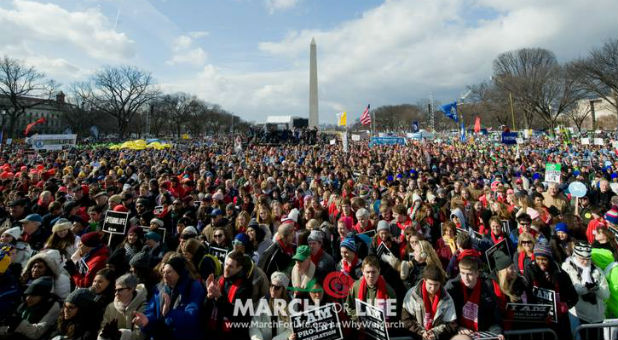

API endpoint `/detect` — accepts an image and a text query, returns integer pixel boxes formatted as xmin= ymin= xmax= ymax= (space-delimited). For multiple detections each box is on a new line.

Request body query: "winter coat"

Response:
xmin=524 ymin=260 xmax=579 ymax=314
xmin=22 ymin=250 xmax=71 ymax=300
xmin=0 ymin=297 xmax=61 ymax=340
xmin=444 ymin=275 xmax=502 ymax=334
xmin=0 ymin=270 xmax=20 ymax=320
xmin=98 ymin=284 xmax=147 ymax=340
xmin=561 ymin=257 xmax=610 ymax=323
xmin=257 ymin=240 xmax=293 ymax=278
xmin=142 ymin=277 xmax=205 ymax=340
xmin=72 ymin=245 xmax=110 ymax=288
xmin=401 ymin=281 xmax=457 ymax=340
xmin=203 ymin=271 xmax=253 ymax=340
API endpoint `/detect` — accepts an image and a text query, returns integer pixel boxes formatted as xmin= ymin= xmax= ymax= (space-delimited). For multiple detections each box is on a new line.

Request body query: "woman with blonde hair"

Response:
xmin=44 ymin=220 xmax=79 ymax=263
xmin=234 ymin=211 xmax=251 ymax=234
xmin=400 ymin=239 xmax=445 ymax=290
xmin=513 ymin=232 xmax=536 ymax=275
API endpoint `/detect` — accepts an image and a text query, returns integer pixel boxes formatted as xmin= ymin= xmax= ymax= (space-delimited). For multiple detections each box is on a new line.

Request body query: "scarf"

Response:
xmin=310 ymin=248 xmax=323 ymax=265
xmin=490 ymin=231 xmax=504 ymax=244
xmin=422 ymin=280 xmax=441 ymax=330
xmin=358 ymin=275 xmax=388 ymax=301
xmin=517 ymin=251 xmax=534 ymax=275
xmin=291 ymin=261 xmax=316 ymax=291
xmin=460 ymin=280 xmax=481 ymax=331
xmin=571 ymin=257 xmax=594 ymax=284
xmin=443 ymin=236 xmax=457 ymax=254
xmin=277 ymin=238 xmax=294 ymax=257
xmin=342 ymin=255 xmax=358 ymax=276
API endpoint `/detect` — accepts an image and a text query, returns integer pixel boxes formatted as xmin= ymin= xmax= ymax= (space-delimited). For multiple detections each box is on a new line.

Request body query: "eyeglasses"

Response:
xmin=213 ymin=234 xmax=224 ymax=238
xmin=520 ymin=240 xmax=533 ymax=245
xmin=114 ymin=287 xmax=130 ymax=294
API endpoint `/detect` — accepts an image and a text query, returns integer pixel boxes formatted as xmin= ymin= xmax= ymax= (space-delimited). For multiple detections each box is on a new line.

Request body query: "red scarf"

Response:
xmin=490 ymin=231 xmax=503 ymax=244
xmin=422 ymin=280 xmax=441 ymax=330
xmin=460 ymin=280 xmax=481 ymax=331
xmin=277 ymin=238 xmax=294 ymax=256
xmin=218 ymin=276 xmax=243 ymax=304
xmin=310 ymin=248 xmax=324 ymax=265
xmin=342 ymin=255 xmax=358 ymax=276
xmin=358 ymin=275 xmax=388 ymax=300
xmin=492 ymin=280 xmax=507 ymax=312
xmin=517 ymin=251 xmax=534 ymax=275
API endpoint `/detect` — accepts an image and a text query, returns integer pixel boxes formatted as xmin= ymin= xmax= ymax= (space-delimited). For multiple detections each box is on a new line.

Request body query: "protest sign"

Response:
xmin=209 ymin=246 xmax=229 ymax=264
xmin=102 ymin=211 xmax=129 ymax=235
xmin=544 ymin=163 xmax=561 ymax=183
xmin=153 ymin=206 xmax=164 ymax=215
xmin=485 ymin=239 xmax=511 ymax=272
xmin=291 ymin=303 xmax=343 ymax=340
xmin=376 ymin=243 xmax=392 ymax=259
xmin=330 ymin=139 xmax=336 ymax=145
xmin=505 ymin=303 xmax=552 ymax=322
xmin=568 ymin=181 xmax=587 ymax=198
xmin=500 ymin=220 xmax=512 ymax=235
xmin=501 ymin=132 xmax=517 ymax=145
xmin=531 ymin=286 xmax=558 ymax=323
xmin=355 ymin=299 xmax=389 ymax=340
xmin=594 ymin=138 xmax=604 ymax=146
xmin=361 ymin=229 xmax=376 ymax=238
xmin=352 ymin=134 xmax=361 ymax=141
xmin=581 ymin=138 xmax=590 ymax=145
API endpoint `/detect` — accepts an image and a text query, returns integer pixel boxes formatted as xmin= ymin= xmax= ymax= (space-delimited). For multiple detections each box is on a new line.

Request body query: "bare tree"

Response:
xmin=569 ymin=39 xmax=618 ymax=119
xmin=564 ymin=102 xmax=591 ymax=132
xmin=492 ymin=48 xmax=584 ymax=129
xmin=0 ymin=56 xmax=57 ymax=137
xmin=74 ymin=65 xmax=159 ymax=138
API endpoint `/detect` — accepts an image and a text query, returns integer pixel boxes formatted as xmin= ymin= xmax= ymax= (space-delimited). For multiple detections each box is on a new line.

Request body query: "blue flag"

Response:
xmin=460 ymin=121 xmax=466 ymax=142
xmin=440 ymin=101 xmax=458 ymax=122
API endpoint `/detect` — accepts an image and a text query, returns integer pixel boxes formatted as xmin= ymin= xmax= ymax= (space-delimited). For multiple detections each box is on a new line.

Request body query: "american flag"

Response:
xmin=360 ymin=104 xmax=371 ymax=126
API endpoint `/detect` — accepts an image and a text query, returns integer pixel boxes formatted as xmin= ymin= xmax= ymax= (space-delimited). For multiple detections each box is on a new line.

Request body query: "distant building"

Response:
xmin=0 ymin=91 xmax=68 ymax=135
xmin=573 ymin=95 xmax=617 ymax=129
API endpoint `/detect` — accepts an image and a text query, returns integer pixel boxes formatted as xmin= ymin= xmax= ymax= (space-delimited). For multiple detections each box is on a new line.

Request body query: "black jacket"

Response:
xmin=257 ymin=240 xmax=292 ymax=278
xmin=444 ymin=275 xmax=502 ymax=334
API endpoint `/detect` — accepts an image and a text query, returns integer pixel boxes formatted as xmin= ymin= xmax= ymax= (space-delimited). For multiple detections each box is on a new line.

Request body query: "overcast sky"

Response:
xmin=1 ymin=0 xmax=616 ymax=124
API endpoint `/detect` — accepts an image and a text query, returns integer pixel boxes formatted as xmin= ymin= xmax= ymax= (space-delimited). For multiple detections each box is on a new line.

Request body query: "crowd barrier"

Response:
xmin=504 ymin=328 xmax=557 ymax=340
xmin=576 ymin=319 xmax=618 ymax=340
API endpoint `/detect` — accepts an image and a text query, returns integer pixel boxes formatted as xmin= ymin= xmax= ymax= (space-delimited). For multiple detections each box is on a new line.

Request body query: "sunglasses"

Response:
xmin=213 ymin=234 xmax=224 ymax=238
xmin=520 ymin=240 xmax=533 ymax=245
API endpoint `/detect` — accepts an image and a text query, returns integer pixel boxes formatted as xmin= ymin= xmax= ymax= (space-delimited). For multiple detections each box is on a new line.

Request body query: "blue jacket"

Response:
xmin=143 ymin=276 xmax=205 ymax=340
xmin=0 ymin=270 xmax=20 ymax=320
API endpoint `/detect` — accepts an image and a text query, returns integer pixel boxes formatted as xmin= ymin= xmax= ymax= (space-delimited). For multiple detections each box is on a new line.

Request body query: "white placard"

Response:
xmin=581 ymin=138 xmax=590 ymax=145
xmin=516 ymin=138 xmax=524 ymax=144
xmin=594 ymin=138 xmax=604 ymax=146
xmin=351 ymin=134 xmax=360 ymax=141
xmin=329 ymin=139 xmax=336 ymax=145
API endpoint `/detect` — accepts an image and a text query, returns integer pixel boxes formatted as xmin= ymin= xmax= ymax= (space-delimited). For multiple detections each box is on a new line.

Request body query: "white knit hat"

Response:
xmin=2 ymin=227 xmax=21 ymax=241
xmin=271 ymin=271 xmax=289 ymax=287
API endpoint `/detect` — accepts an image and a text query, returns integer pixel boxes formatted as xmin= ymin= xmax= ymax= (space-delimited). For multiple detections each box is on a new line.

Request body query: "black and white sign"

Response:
xmin=355 ymin=299 xmax=389 ymax=340
xmin=376 ymin=243 xmax=392 ymax=259
xmin=485 ymin=239 xmax=511 ymax=272
xmin=102 ymin=211 xmax=129 ymax=235
xmin=505 ymin=303 xmax=552 ymax=322
xmin=361 ymin=229 xmax=376 ymax=238
xmin=153 ymin=206 xmax=164 ymax=215
xmin=291 ymin=303 xmax=343 ymax=340
xmin=531 ymin=287 xmax=557 ymax=323
xmin=209 ymin=246 xmax=229 ymax=264
xmin=500 ymin=220 xmax=512 ymax=235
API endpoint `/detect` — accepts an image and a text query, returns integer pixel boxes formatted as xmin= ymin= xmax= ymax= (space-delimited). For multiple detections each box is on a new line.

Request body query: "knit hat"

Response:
xmin=2 ymin=227 xmax=21 ymax=241
xmin=308 ymin=230 xmax=323 ymax=243
xmin=145 ymin=231 xmax=161 ymax=242
xmin=128 ymin=226 xmax=144 ymax=238
xmin=493 ymin=250 xmax=513 ymax=272
xmin=129 ymin=252 xmax=151 ymax=270
xmin=66 ymin=288 xmax=95 ymax=309
xmin=211 ymin=208 xmax=223 ymax=217
xmin=340 ymin=237 xmax=357 ymax=253
xmin=166 ymin=256 xmax=186 ymax=276
xmin=292 ymin=245 xmax=311 ymax=262
xmin=181 ymin=226 xmax=198 ymax=238
xmin=150 ymin=218 xmax=164 ymax=228
xmin=533 ymin=242 xmax=553 ymax=259
xmin=605 ymin=206 xmax=618 ymax=226
xmin=271 ymin=271 xmax=290 ymax=287
xmin=554 ymin=222 xmax=568 ymax=234
xmin=52 ymin=221 xmax=72 ymax=233
xmin=233 ymin=233 xmax=250 ymax=247
xmin=80 ymin=232 xmax=101 ymax=248
xmin=288 ymin=208 xmax=300 ymax=223
xmin=376 ymin=220 xmax=390 ymax=233
xmin=573 ymin=241 xmax=592 ymax=259
xmin=24 ymin=276 xmax=53 ymax=296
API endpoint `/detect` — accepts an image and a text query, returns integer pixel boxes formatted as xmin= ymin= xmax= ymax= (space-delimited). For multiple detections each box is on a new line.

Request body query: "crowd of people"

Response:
xmin=0 ymin=133 xmax=617 ymax=340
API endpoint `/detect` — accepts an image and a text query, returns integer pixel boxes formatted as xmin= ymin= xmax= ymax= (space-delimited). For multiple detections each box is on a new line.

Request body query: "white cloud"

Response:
xmin=167 ymin=34 xmax=207 ymax=66
xmin=265 ymin=0 xmax=299 ymax=14
xmin=0 ymin=1 xmax=135 ymax=62
xmin=189 ymin=31 xmax=209 ymax=39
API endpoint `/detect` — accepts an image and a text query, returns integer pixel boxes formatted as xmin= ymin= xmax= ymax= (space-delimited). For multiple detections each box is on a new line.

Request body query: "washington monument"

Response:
xmin=309 ymin=37 xmax=318 ymax=128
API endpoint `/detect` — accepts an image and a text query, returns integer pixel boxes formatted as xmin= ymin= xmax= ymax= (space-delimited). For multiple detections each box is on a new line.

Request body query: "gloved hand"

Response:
xmin=585 ymin=281 xmax=599 ymax=292
xmin=64 ymin=260 xmax=77 ymax=275
xmin=380 ymin=252 xmax=399 ymax=269
xmin=100 ymin=319 xmax=121 ymax=340
xmin=400 ymin=260 xmax=411 ymax=280
xmin=581 ymin=292 xmax=598 ymax=305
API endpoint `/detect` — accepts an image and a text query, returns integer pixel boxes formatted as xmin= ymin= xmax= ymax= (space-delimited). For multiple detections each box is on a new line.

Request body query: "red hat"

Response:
xmin=113 ymin=205 xmax=128 ymax=212
xmin=80 ymin=232 xmax=102 ymax=247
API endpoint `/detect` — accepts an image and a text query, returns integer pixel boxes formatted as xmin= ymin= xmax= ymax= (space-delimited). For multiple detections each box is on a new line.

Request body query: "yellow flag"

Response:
xmin=337 ymin=111 xmax=347 ymax=126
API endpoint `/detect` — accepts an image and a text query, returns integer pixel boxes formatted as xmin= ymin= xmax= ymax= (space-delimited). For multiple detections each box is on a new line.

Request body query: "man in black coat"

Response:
xmin=257 ymin=221 xmax=295 ymax=278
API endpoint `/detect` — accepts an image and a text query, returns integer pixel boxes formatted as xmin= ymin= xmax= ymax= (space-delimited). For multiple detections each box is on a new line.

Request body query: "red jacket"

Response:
xmin=72 ymin=246 xmax=110 ymax=288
